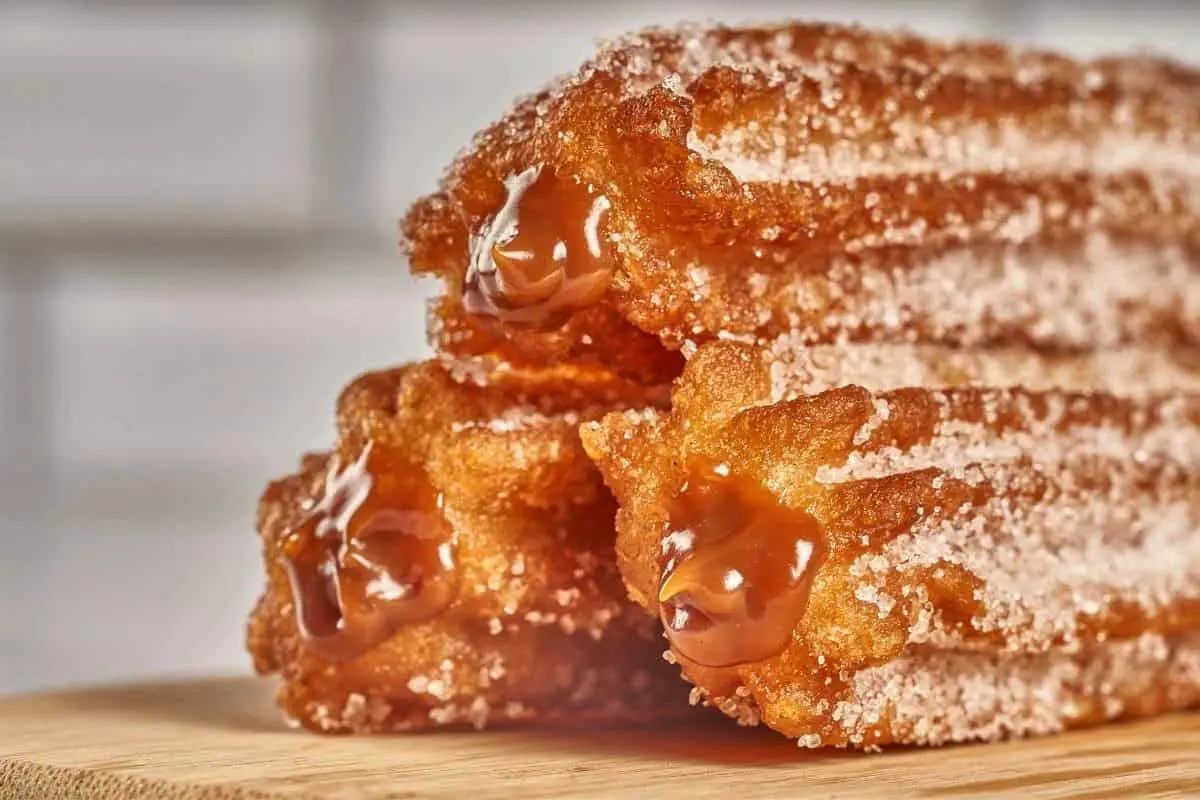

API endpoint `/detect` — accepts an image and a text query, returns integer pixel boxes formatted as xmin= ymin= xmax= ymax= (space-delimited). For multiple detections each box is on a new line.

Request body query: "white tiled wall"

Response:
xmin=1011 ymin=2 xmax=1200 ymax=60
xmin=1 ymin=0 xmax=1197 ymax=696
xmin=0 ymin=4 xmax=317 ymax=228
xmin=5 ymin=258 xmax=431 ymax=692
xmin=47 ymin=257 xmax=427 ymax=472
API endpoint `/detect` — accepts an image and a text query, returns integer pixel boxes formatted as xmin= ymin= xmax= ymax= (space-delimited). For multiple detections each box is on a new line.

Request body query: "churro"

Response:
xmin=403 ymin=21 xmax=1200 ymax=383
xmin=247 ymin=362 xmax=680 ymax=731
xmin=583 ymin=342 xmax=1200 ymax=746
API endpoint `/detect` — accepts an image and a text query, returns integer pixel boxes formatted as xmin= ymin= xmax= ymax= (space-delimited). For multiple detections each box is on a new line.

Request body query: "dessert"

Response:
xmin=402 ymin=20 xmax=1200 ymax=384
xmin=265 ymin=17 xmax=1200 ymax=746
xmin=582 ymin=342 xmax=1200 ymax=746
xmin=247 ymin=361 xmax=681 ymax=731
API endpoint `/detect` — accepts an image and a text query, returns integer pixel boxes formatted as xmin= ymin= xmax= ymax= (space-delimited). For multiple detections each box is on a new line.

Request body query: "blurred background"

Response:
xmin=1 ymin=0 xmax=1197 ymax=695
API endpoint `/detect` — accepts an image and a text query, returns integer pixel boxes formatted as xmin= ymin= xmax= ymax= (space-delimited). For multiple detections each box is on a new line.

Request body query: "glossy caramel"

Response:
xmin=463 ymin=165 xmax=613 ymax=330
xmin=281 ymin=445 xmax=456 ymax=661
xmin=248 ymin=362 xmax=686 ymax=733
xmin=585 ymin=340 xmax=1200 ymax=746
xmin=657 ymin=461 xmax=827 ymax=668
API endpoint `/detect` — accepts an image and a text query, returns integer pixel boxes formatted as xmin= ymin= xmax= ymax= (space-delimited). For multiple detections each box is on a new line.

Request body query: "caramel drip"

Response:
xmin=658 ymin=462 xmax=828 ymax=668
xmin=463 ymin=165 xmax=613 ymax=329
xmin=282 ymin=445 xmax=457 ymax=661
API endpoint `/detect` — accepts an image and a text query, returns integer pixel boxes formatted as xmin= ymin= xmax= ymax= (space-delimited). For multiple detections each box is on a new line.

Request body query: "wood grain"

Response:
xmin=0 ymin=678 xmax=1197 ymax=799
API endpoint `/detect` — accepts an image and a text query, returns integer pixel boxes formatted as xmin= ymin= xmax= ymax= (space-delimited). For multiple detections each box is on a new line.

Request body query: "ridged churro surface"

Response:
xmin=582 ymin=342 xmax=1200 ymax=746
xmin=247 ymin=362 xmax=682 ymax=732
xmin=403 ymin=21 xmax=1200 ymax=383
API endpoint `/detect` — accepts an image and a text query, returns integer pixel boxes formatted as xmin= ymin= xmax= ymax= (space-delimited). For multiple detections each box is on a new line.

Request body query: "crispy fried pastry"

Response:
xmin=763 ymin=340 xmax=1200 ymax=399
xmin=246 ymin=361 xmax=682 ymax=732
xmin=582 ymin=342 xmax=1200 ymax=746
xmin=403 ymin=21 xmax=1200 ymax=383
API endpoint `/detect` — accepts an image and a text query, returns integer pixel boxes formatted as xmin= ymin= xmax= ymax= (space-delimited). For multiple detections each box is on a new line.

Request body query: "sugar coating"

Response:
xmin=766 ymin=340 xmax=1200 ymax=400
xmin=404 ymin=21 xmax=1200 ymax=385
xmin=815 ymin=397 xmax=1200 ymax=484
xmin=247 ymin=362 xmax=683 ymax=733
xmin=400 ymin=19 xmax=1200 ymax=744
xmin=812 ymin=386 xmax=1200 ymax=652
xmin=676 ymin=49 xmax=1200 ymax=187
xmin=584 ymin=341 xmax=1200 ymax=747
xmin=863 ymin=461 xmax=1200 ymax=649
xmin=590 ymin=22 xmax=1193 ymax=97
xmin=450 ymin=406 xmax=583 ymax=434
xmin=681 ymin=632 xmax=1200 ymax=747
xmin=838 ymin=631 xmax=1200 ymax=746
xmin=692 ymin=125 xmax=1200 ymax=186
xmin=797 ymin=234 xmax=1200 ymax=352
xmin=718 ymin=232 xmax=1200 ymax=365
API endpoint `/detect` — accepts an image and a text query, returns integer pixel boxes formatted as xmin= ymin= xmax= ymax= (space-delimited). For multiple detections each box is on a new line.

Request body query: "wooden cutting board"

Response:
xmin=0 ymin=678 xmax=1197 ymax=799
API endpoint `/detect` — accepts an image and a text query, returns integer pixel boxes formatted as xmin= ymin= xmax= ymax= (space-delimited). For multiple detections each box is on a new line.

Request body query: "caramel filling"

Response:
xmin=658 ymin=463 xmax=827 ymax=668
xmin=282 ymin=445 xmax=457 ymax=661
xmin=464 ymin=165 xmax=613 ymax=329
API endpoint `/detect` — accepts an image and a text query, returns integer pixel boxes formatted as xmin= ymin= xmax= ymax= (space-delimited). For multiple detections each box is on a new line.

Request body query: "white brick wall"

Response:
xmin=47 ymin=256 xmax=428 ymax=472
xmin=1011 ymin=1 xmax=1200 ymax=59
xmin=0 ymin=4 xmax=318 ymax=228
xmin=1 ymin=0 xmax=1197 ymax=694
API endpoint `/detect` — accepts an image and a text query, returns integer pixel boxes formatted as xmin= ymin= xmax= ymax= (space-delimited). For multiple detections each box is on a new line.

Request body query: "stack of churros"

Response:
xmin=249 ymin=20 xmax=1200 ymax=747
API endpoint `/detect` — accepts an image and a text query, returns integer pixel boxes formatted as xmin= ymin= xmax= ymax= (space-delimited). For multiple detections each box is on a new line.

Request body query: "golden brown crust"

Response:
xmin=383 ymin=20 xmax=1200 ymax=746
xmin=582 ymin=342 xmax=1200 ymax=746
xmin=402 ymin=21 xmax=1200 ymax=381
xmin=762 ymin=341 xmax=1200 ymax=398
xmin=246 ymin=362 xmax=683 ymax=732
xmin=425 ymin=296 xmax=683 ymax=388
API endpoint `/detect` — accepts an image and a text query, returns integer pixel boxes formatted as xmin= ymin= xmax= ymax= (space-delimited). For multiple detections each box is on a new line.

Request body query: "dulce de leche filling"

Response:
xmin=281 ymin=445 xmax=457 ymax=661
xmin=658 ymin=462 xmax=827 ymax=668
xmin=463 ymin=165 xmax=614 ymax=329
